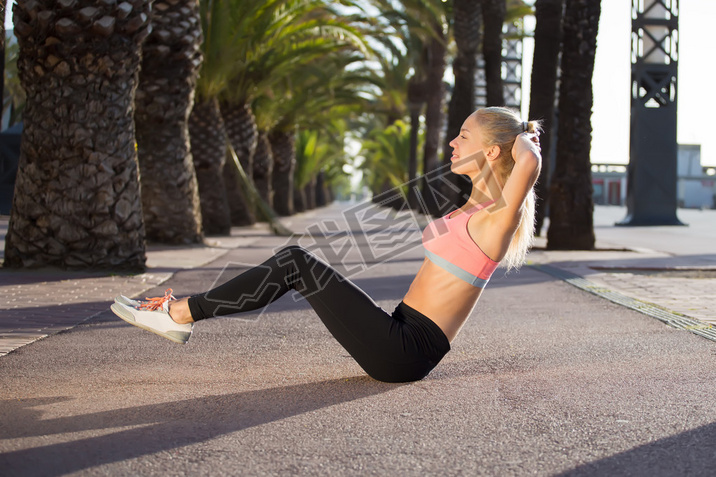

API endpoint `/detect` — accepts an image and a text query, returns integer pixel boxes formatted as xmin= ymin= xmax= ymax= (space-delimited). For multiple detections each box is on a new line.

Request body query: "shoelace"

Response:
xmin=139 ymin=288 xmax=176 ymax=311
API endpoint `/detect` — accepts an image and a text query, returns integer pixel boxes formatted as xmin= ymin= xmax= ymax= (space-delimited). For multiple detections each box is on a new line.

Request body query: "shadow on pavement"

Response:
xmin=1 ymin=301 xmax=115 ymax=334
xmin=0 ymin=269 xmax=123 ymax=286
xmin=544 ymin=253 xmax=716 ymax=269
xmin=0 ymin=377 xmax=399 ymax=476
xmin=556 ymin=420 xmax=716 ymax=476
xmin=488 ymin=268 xmax=557 ymax=289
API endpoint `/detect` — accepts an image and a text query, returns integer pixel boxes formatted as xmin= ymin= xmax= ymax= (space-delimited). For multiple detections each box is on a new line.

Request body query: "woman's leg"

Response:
xmin=187 ymin=245 xmax=448 ymax=382
xmin=187 ymin=245 xmax=326 ymax=319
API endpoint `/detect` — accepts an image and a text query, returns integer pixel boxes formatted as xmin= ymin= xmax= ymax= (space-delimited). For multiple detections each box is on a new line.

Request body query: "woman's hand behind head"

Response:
xmin=511 ymin=132 xmax=542 ymax=165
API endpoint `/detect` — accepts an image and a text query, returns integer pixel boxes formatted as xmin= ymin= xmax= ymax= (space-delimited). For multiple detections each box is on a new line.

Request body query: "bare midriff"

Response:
xmin=402 ymin=257 xmax=484 ymax=343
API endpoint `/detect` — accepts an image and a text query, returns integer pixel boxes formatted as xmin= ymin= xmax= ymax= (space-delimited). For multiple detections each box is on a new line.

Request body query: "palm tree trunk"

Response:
xmin=269 ymin=129 xmax=295 ymax=216
xmin=443 ymin=0 xmax=481 ymax=209
xmin=407 ymin=109 xmax=422 ymax=210
xmin=293 ymin=186 xmax=307 ymax=213
xmin=252 ymin=132 xmax=274 ymax=209
xmin=0 ymin=0 xmax=5 ymax=108
xmin=315 ymin=170 xmax=326 ymax=207
xmin=407 ymin=77 xmax=425 ymax=210
xmin=226 ymin=141 xmax=292 ymax=236
xmin=529 ymin=0 xmax=565 ymax=236
xmin=5 ymin=0 xmax=151 ymax=270
xmin=135 ymin=0 xmax=203 ymax=244
xmin=481 ymin=0 xmax=506 ymax=106
xmin=546 ymin=0 xmax=600 ymax=250
xmin=188 ymin=98 xmax=231 ymax=235
xmin=221 ymin=101 xmax=257 ymax=226
xmin=304 ymin=176 xmax=316 ymax=209
xmin=420 ymin=20 xmax=446 ymax=217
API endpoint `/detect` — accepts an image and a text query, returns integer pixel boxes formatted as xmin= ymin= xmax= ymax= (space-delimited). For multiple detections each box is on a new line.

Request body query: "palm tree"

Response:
xmin=481 ymin=0 xmax=506 ymax=107
xmin=420 ymin=16 xmax=447 ymax=216
xmin=1 ymin=40 xmax=25 ymax=127
xmin=215 ymin=0 xmax=279 ymax=227
xmin=252 ymin=130 xmax=274 ymax=208
xmin=189 ymin=0 xmax=285 ymax=234
xmin=529 ymin=0 xmax=565 ymax=236
xmin=257 ymin=47 xmax=374 ymax=215
xmin=547 ymin=0 xmax=600 ymax=250
xmin=375 ymin=20 xmax=424 ymax=209
xmin=266 ymin=129 xmax=294 ymax=216
xmin=359 ymin=119 xmax=415 ymax=208
xmin=315 ymin=170 xmax=328 ymax=206
xmin=135 ymin=0 xmax=203 ymax=244
xmin=374 ymin=0 xmax=447 ymax=215
xmin=442 ymin=0 xmax=482 ymax=209
xmin=407 ymin=77 xmax=426 ymax=209
xmin=188 ymin=97 xmax=231 ymax=235
xmin=358 ymin=36 xmax=413 ymax=205
xmin=224 ymin=139 xmax=291 ymax=236
xmin=221 ymin=102 xmax=257 ymax=225
xmin=366 ymin=36 xmax=412 ymax=125
xmin=294 ymin=125 xmax=347 ymax=212
xmin=320 ymin=156 xmax=353 ymax=202
xmin=187 ymin=0 xmax=264 ymax=236
xmin=203 ymin=0 xmax=368 ymax=222
xmin=1 ymin=0 xmax=6 ymax=107
xmin=5 ymin=0 xmax=151 ymax=270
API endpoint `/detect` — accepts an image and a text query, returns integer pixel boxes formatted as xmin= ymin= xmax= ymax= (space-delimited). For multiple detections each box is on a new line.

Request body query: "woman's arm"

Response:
xmin=497 ymin=133 xmax=542 ymax=216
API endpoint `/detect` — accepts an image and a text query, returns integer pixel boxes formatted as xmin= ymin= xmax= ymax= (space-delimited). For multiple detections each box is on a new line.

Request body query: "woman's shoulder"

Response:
xmin=466 ymin=207 xmax=503 ymax=235
xmin=466 ymin=204 xmax=520 ymax=258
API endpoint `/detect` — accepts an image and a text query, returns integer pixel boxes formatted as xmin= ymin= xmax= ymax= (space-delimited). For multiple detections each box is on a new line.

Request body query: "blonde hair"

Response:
xmin=472 ymin=107 xmax=542 ymax=271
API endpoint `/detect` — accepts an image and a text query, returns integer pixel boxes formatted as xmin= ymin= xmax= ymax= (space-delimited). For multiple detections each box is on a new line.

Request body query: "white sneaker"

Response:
xmin=114 ymin=295 xmax=140 ymax=307
xmin=115 ymin=288 xmax=176 ymax=308
xmin=110 ymin=288 xmax=193 ymax=344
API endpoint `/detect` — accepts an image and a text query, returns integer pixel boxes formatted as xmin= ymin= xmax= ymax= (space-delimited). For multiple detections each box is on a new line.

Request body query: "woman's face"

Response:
xmin=448 ymin=115 xmax=487 ymax=177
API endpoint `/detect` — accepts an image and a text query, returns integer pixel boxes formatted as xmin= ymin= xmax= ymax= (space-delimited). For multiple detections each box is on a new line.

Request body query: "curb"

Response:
xmin=530 ymin=263 xmax=716 ymax=342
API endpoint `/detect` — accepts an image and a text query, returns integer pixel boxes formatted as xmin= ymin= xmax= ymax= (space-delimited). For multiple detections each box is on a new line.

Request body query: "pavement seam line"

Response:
xmin=529 ymin=264 xmax=716 ymax=343
xmin=0 ymin=246 xmax=238 ymax=358
xmin=0 ymin=307 xmax=110 ymax=357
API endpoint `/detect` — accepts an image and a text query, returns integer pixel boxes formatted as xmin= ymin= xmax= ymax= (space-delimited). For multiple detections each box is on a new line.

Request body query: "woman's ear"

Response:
xmin=485 ymin=145 xmax=501 ymax=161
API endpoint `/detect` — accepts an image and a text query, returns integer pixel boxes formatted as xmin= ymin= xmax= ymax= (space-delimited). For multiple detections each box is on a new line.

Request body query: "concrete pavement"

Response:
xmin=531 ymin=206 xmax=716 ymax=332
xmin=1 ymin=203 xmax=716 ymax=475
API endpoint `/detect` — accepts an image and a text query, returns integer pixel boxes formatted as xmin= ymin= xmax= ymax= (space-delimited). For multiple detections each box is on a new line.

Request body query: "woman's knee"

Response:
xmin=276 ymin=245 xmax=319 ymax=269
xmin=276 ymin=244 xmax=308 ymax=257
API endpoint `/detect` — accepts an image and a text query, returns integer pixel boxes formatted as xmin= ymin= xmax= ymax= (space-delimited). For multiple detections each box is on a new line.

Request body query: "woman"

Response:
xmin=111 ymin=107 xmax=542 ymax=383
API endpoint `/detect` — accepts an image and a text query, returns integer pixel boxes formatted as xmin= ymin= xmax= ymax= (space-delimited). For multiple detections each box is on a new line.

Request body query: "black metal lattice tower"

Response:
xmin=502 ymin=21 xmax=523 ymax=110
xmin=618 ymin=0 xmax=683 ymax=225
xmin=475 ymin=21 xmax=523 ymax=110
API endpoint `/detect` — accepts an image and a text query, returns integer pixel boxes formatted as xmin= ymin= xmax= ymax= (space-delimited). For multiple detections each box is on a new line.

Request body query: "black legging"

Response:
xmin=187 ymin=245 xmax=450 ymax=383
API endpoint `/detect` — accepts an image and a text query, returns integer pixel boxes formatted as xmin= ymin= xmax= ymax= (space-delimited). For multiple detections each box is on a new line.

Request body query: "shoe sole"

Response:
xmin=110 ymin=303 xmax=190 ymax=345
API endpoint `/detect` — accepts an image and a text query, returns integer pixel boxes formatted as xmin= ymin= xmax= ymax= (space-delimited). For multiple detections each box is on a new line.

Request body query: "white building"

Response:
xmin=592 ymin=144 xmax=716 ymax=209
xmin=677 ymin=145 xmax=715 ymax=209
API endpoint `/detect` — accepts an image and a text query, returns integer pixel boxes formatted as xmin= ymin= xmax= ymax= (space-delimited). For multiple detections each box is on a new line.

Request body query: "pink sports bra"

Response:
xmin=421 ymin=201 xmax=499 ymax=288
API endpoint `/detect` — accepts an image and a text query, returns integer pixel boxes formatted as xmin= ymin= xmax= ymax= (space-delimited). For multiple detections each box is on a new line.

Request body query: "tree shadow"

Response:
xmin=0 ymin=268 xmax=117 ymax=286
xmin=1 ymin=301 xmax=114 ymax=335
xmin=556 ymin=420 xmax=716 ymax=476
xmin=0 ymin=377 xmax=398 ymax=476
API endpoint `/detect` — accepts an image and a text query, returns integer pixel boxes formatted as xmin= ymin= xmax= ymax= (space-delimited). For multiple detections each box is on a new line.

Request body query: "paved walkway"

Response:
xmin=531 ymin=206 xmax=716 ymax=327
xmin=1 ymin=204 xmax=714 ymax=356
xmin=2 ymin=202 xmax=716 ymax=476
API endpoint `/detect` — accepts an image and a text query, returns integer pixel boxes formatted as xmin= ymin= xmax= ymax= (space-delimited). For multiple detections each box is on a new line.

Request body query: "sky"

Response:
xmin=521 ymin=0 xmax=716 ymax=167
xmin=5 ymin=1 xmax=716 ymax=167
